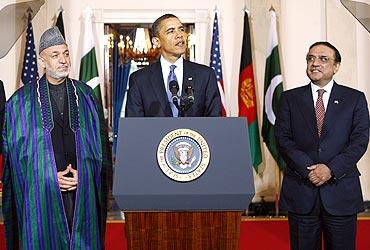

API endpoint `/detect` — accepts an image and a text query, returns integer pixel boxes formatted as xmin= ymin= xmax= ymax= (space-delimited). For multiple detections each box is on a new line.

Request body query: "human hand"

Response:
xmin=57 ymin=164 xmax=78 ymax=192
xmin=307 ymin=164 xmax=332 ymax=187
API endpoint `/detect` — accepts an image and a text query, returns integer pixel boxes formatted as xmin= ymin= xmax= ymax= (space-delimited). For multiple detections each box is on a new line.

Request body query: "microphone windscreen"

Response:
xmin=169 ymin=80 xmax=179 ymax=90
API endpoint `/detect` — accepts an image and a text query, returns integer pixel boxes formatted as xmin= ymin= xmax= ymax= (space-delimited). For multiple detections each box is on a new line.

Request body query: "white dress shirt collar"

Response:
xmin=160 ymin=56 xmax=184 ymax=92
xmin=310 ymin=80 xmax=334 ymax=110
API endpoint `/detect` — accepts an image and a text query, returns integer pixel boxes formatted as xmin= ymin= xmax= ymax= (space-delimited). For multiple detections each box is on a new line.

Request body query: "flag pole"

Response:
xmin=25 ymin=7 xmax=33 ymax=21
xmin=275 ymin=163 xmax=280 ymax=217
xmin=58 ymin=5 xmax=64 ymax=13
xmin=244 ymin=4 xmax=250 ymax=15
xmin=55 ymin=5 xmax=65 ymax=39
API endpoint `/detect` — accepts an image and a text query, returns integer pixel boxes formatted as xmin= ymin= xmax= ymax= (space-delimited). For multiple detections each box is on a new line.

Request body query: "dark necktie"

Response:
xmin=315 ymin=89 xmax=326 ymax=137
xmin=167 ymin=65 xmax=178 ymax=117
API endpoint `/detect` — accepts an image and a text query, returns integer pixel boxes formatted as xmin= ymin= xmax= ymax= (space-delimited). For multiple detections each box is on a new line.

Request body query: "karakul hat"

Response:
xmin=39 ymin=26 xmax=65 ymax=54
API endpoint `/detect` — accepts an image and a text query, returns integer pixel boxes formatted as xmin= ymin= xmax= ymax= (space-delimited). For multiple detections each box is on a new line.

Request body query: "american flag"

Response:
xmin=21 ymin=14 xmax=39 ymax=85
xmin=210 ymin=12 xmax=227 ymax=116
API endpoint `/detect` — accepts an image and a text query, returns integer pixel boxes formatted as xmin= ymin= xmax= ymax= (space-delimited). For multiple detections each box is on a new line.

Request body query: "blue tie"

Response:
xmin=167 ymin=65 xmax=179 ymax=117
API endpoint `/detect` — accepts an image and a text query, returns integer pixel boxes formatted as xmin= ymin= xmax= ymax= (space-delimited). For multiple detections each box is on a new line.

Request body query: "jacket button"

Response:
xmin=318 ymin=148 xmax=323 ymax=152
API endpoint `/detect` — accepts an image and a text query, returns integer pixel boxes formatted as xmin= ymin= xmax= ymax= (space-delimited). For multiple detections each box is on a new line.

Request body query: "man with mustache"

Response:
xmin=2 ymin=26 xmax=112 ymax=249
xmin=275 ymin=41 xmax=369 ymax=250
xmin=125 ymin=13 xmax=221 ymax=117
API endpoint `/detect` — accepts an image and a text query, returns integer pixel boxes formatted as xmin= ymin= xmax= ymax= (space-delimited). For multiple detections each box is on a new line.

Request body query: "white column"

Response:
xmin=280 ymin=0 xmax=326 ymax=89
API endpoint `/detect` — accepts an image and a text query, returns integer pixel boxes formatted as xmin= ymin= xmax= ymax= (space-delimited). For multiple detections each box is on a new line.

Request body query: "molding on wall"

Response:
xmin=92 ymin=9 xmax=209 ymax=24
xmin=90 ymin=8 xmax=211 ymax=65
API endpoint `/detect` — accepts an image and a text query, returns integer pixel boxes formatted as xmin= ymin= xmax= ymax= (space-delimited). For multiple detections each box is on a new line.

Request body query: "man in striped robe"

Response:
xmin=2 ymin=26 xmax=111 ymax=249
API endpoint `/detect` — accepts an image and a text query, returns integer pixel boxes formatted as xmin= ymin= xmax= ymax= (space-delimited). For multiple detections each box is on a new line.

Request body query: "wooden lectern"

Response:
xmin=113 ymin=118 xmax=255 ymax=250
xmin=125 ymin=211 xmax=241 ymax=249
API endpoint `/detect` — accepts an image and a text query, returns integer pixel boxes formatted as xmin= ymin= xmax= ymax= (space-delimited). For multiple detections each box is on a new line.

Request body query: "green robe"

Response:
xmin=2 ymin=76 xmax=112 ymax=249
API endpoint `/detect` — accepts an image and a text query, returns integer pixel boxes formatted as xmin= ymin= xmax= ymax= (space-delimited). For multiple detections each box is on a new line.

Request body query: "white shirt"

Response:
xmin=160 ymin=56 xmax=184 ymax=95
xmin=310 ymin=80 xmax=334 ymax=110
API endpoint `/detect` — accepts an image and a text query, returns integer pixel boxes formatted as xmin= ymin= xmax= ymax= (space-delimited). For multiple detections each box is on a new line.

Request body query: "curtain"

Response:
xmin=112 ymin=42 xmax=131 ymax=155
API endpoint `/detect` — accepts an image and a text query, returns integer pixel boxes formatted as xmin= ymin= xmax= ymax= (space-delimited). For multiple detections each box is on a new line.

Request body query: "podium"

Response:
xmin=113 ymin=117 xmax=255 ymax=249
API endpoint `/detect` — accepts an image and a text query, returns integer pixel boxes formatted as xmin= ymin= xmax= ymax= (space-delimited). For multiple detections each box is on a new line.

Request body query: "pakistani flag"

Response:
xmin=79 ymin=6 xmax=102 ymax=106
xmin=262 ymin=10 xmax=286 ymax=170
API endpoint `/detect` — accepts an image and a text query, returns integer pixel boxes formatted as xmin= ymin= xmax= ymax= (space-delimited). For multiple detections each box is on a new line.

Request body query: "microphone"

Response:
xmin=179 ymin=82 xmax=195 ymax=115
xmin=185 ymin=84 xmax=194 ymax=103
xmin=169 ymin=80 xmax=179 ymax=103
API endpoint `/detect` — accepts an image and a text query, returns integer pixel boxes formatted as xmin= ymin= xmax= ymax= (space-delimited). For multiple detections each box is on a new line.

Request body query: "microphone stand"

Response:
xmin=169 ymin=80 xmax=181 ymax=113
xmin=178 ymin=85 xmax=195 ymax=117
xmin=170 ymin=83 xmax=194 ymax=117
xmin=172 ymin=95 xmax=181 ymax=112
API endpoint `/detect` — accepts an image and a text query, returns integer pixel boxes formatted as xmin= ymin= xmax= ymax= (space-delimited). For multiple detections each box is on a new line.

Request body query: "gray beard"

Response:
xmin=46 ymin=68 xmax=69 ymax=81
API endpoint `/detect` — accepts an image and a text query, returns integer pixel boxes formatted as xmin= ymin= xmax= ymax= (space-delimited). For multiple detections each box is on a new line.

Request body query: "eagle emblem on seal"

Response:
xmin=157 ymin=129 xmax=210 ymax=182
xmin=173 ymin=142 xmax=196 ymax=169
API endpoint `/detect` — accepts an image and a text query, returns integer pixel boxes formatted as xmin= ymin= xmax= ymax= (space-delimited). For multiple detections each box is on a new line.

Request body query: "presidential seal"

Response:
xmin=157 ymin=128 xmax=210 ymax=182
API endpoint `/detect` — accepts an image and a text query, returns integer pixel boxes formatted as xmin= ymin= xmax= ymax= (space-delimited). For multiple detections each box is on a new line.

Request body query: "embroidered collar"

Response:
xmin=37 ymin=76 xmax=80 ymax=132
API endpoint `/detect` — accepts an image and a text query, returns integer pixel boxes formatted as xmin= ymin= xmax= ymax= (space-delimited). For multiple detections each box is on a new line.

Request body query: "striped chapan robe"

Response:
xmin=2 ymin=75 xmax=111 ymax=249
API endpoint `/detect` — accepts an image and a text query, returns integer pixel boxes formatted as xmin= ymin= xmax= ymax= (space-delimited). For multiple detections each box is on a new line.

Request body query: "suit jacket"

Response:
xmin=125 ymin=60 xmax=221 ymax=117
xmin=275 ymin=82 xmax=369 ymax=216
xmin=50 ymin=89 xmax=77 ymax=232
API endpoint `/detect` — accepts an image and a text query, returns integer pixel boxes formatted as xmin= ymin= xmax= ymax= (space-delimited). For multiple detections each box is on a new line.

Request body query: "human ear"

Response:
xmin=152 ymin=37 xmax=160 ymax=48
xmin=38 ymin=57 xmax=46 ymax=69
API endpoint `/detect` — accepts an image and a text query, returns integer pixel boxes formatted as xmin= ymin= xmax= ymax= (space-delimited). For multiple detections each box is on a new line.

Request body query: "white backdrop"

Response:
xmin=0 ymin=0 xmax=369 ymax=201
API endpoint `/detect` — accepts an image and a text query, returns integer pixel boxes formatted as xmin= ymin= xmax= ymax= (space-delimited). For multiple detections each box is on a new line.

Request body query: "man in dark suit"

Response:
xmin=275 ymin=41 xmax=369 ymax=250
xmin=125 ymin=14 xmax=221 ymax=117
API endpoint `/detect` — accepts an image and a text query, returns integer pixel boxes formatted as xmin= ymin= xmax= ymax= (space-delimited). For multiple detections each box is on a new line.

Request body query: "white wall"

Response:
xmin=1 ymin=0 xmax=369 ymax=201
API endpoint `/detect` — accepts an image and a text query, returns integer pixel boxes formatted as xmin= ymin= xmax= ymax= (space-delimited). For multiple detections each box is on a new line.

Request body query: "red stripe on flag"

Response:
xmin=239 ymin=64 xmax=257 ymax=125
xmin=218 ymin=79 xmax=227 ymax=117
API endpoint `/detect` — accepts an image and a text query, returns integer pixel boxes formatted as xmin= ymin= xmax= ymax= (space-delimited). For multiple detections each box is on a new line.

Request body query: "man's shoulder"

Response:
xmin=130 ymin=60 xmax=213 ymax=76
xmin=184 ymin=60 xmax=213 ymax=73
xmin=282 ymin=84 xmax=309 ymax=96
xmin=130 ymin=61 xmax=159 ymax=79
xmin=7 ymin=84 xmax=31 ymax=104
xmin=70 ymin=78 xmax=94 ymax=93
xmin=70 ymin=78 xmax=87 ymax=87
xmin=334 ymin=82 xmax=364 ymax=96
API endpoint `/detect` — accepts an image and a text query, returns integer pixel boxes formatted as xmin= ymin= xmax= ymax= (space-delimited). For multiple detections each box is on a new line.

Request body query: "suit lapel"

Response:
xmin=300 ymin=84 xmax=318 ymax=138
xmin=149 ymin=61 xmax=171 ymax=115
xmin=182 ymin=60 xmax=195 ymax=96
xmin=321 ymin=82 xmax=342 ymax=139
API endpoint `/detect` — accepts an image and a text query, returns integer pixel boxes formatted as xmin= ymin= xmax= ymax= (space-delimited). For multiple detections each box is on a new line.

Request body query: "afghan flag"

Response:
xmin=55 ymin=9 xmax=65 ymax=39
xmin=79 ymin=6 xmax=102 ymax=106
xmin=262 ymin=10 xmax=286 ymax=170
xmin=239 ymin=11 xmax=262 ymax=171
